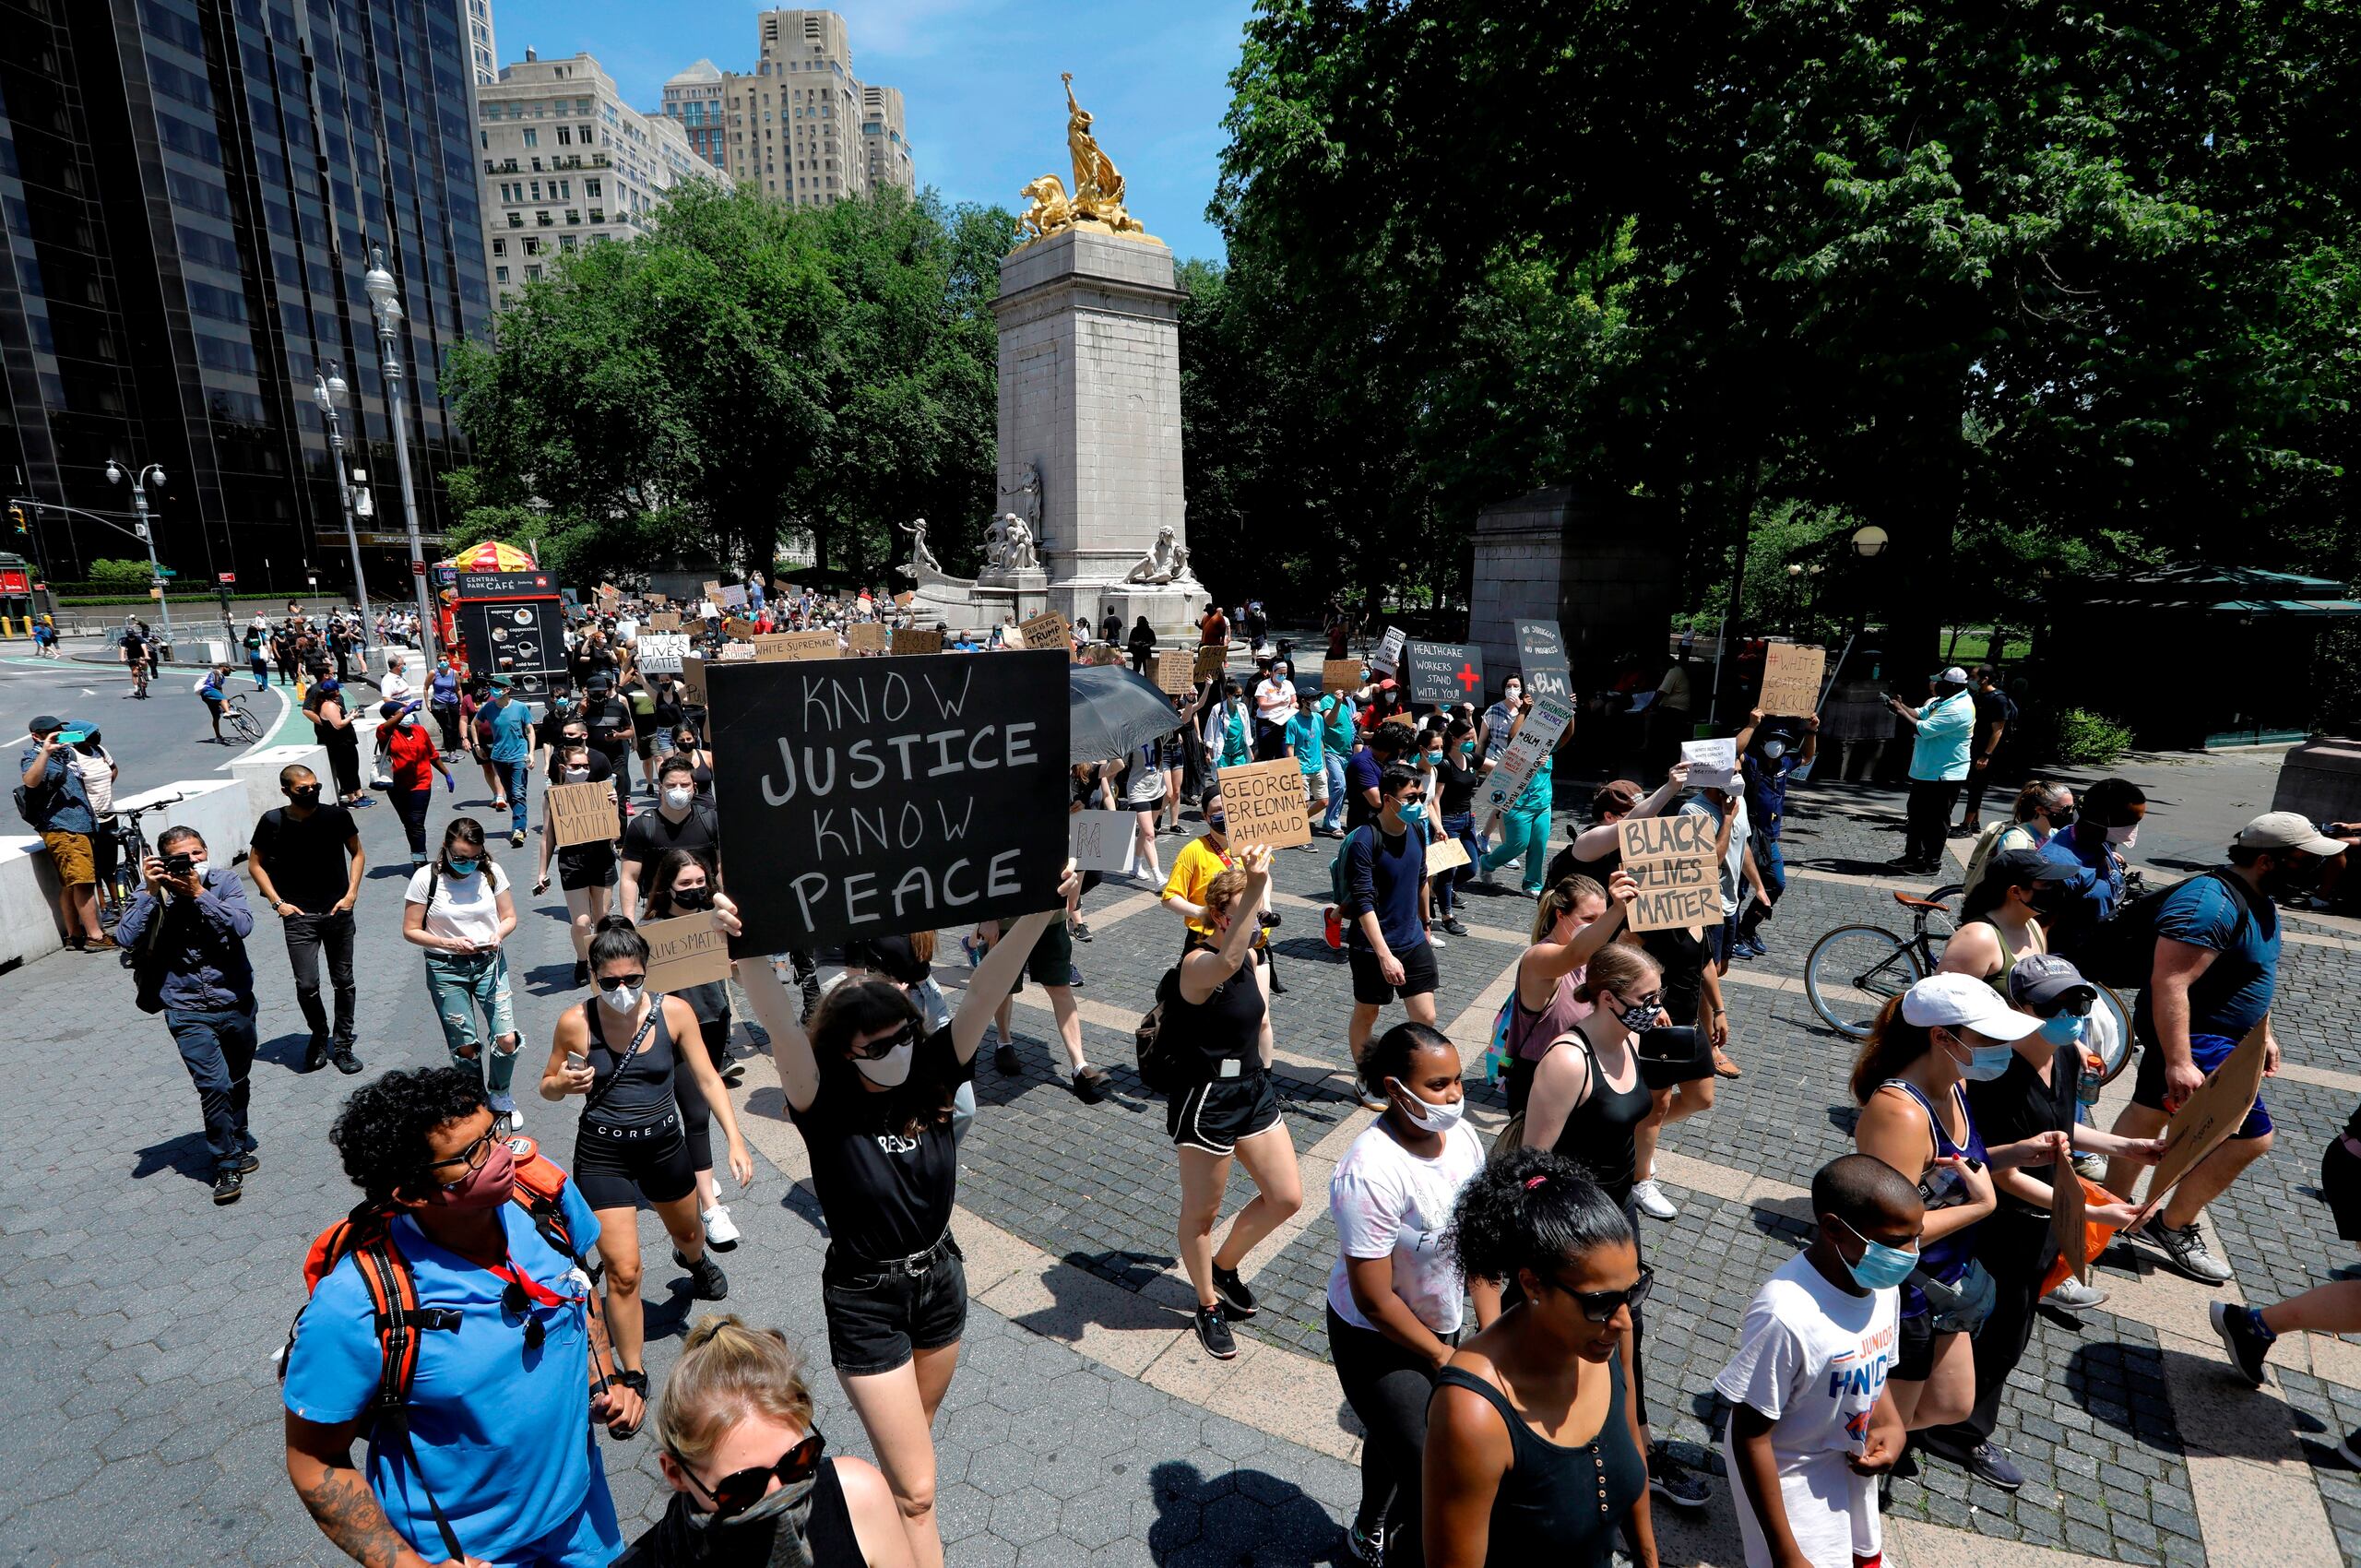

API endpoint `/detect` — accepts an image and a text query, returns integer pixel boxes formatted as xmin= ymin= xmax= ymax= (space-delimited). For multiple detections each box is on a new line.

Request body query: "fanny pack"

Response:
xmin=1634 ymin=1026 xmax=1714 ymax=1089
xmin=1912 ymin=1256 xmax=1997 ymax=1336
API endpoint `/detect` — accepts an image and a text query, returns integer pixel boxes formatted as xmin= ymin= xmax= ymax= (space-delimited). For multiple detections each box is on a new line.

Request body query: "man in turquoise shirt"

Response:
xmin=1886 ymin=666 xmax=1975 ymax=873
xmin=482 ymin=681 xmax=536 ymax=845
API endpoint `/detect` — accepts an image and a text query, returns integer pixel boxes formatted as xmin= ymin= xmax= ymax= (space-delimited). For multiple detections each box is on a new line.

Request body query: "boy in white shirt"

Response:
xmin=1717 ymin=1154 xmax=1918 ymax=1568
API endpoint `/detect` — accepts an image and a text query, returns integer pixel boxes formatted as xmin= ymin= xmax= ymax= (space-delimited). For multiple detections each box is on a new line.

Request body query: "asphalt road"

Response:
xmin=0 ymin=651 xmax=301 ymax=794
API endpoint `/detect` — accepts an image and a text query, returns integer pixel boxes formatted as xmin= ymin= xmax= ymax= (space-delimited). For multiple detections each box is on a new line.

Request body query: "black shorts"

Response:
xmin=821 ymin=1235 xmax=967 ymax=1376
xmin=1167 ymin=1069 xmax=1282 ymax=1156
xmin=2322 ymin=1135 xmax=2361 ymax=1241
xmin=572 ymin=1112 xmax=696 ymax=1210
xmin=556 ymin=842 xmax=619 ymax=892
xmin=1895 ymin=1309 xmax=1934 ymax=1382
xmin=1347 ymin=940 xmax=1439 ymax=1006
xmin=2130 ymin=1026 xmax=2273 ymax=1139
xmin=1009 ymin=918 xmax=1074 ymax=991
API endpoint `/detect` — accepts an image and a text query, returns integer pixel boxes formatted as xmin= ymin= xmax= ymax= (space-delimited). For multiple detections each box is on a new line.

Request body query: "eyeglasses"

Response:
xmin=419 ymin=1125 xmax=500 ymax=1183
xmin=670 ymin=1430 xmax=827 ymax=1519
xmin=848 ymin=1021 xmax=917 ymax=1061
xmin=1546 ymin=1264 xmax=1656 ymax=1323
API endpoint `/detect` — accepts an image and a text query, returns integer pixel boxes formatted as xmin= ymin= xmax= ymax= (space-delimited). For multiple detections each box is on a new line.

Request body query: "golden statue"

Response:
xmin=1015 ymin=74 xmax=1147 ymax=248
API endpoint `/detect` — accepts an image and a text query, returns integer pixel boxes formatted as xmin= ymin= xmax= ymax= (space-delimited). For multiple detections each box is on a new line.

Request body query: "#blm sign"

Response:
xmin=1370 ymin=626 xmax=1407 ymax=678
xmin=1216 ymin=758 xmax=1312 ymax=849
xmin=641 ymin=911 xmax=733 ymax=992
xmin=723 ymin=616 xmax=757 ymax=642
xmin=1192 ymin=644 xmax=1230 ymax=683
xmin=1404 ymin=641 xmax=1486 ymax=708
xmin=680 ymin=654 xmax=708 ymax=707
xmin=892 ymin=625 xmax=943 ymax=657
xmin=1154 ymin=651 xmax=1196 ymax=695
xmin=1068 ymin=809 xmax=1136 ymax=873
xmin=1618 ymin=814 xmax=1719 ymax=932
xmin=847 ymin=622 xmax=886 ymax=653
xmin=1482 ymin=692 xmax=1579 ymax=811
xmin=707 ymin=650 xmax=1071 ymax=953
xmin=1323 ymin=659 xmax=1365 ymax=695
xmin=753 ymin=630 xmax=839 ymax=663
xmin=1681 ymin=736 xmax=1739 ymax=792
xmin=1514 ymin=620 xmax=1573 ymax=706
xmin=635 ymin=633 xmax=690 ymax=674
xmin=1018 ymin=611 xmax=1071 ymax=652
xmin=545 ymin=781 xmax=617 ymax=849
xmin=1758 ymin=642 xmax=1827 ymax=717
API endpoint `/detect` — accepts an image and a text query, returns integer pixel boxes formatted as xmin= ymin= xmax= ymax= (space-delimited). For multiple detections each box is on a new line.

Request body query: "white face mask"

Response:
xmin=599 ymin=981 xmax=642 ymax=1013
xmin=854 ymin=1037 xmax=915 ymax=1087
xmin=2106 ymin=824 xmax=2140 ymax=848
xmin=1388 ymin=1078 xmax=1466 ymax=1134
xmin=663 ymin=786 xmax=695 ymax=811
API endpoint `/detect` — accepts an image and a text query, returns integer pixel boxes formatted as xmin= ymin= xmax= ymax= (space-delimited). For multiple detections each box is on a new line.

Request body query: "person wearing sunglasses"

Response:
xmin=1515 ymin=941 xmax=1711 ymax=1512
xmin=541 ymin=917 xmax=753 ymax=1425
xmin=617 ymin=1314 xmax=914 ymax=1567
xmin=736 ymin=866 xmax=1079 ymax=1568
xmin=642 ymin=849 xmax=752 ymax=1248
xmin=1716 ymin=1154 xmax=1917 ymax=1568
xmin=1425 ymin=1149 xmax=1655 ymax=1568
xmin=284 ymin=1067 xmax=635 ymax=1568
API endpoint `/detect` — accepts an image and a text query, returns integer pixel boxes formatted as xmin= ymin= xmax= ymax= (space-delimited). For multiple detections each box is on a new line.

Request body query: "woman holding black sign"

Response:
xmin=737 ymin=871 xmax=1077 ymax=1568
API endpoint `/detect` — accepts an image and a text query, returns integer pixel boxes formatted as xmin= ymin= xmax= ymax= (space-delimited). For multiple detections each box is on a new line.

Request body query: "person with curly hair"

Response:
xmin=282 ymin=1066 xmax=639 ymax=1568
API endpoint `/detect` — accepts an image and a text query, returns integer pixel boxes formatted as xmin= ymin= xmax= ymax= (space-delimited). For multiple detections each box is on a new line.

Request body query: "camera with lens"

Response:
xmin=163 ymin=850 xmax=196 ymax=880
xmin=1257 ymin=910 xmax=1282 ymax=930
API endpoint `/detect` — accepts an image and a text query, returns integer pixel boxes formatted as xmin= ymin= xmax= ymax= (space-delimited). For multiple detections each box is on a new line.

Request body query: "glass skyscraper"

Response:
xmin=0 ymin=0 xmax=492 ymax=596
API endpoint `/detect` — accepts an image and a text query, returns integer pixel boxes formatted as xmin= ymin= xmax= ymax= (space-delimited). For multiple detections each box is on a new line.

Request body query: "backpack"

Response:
xmin=1133 ymin=965 xmax=1188 ymax=1094
xmin=1327 ymin=825 xmax=1373 ymax=909
xmin=2066 ymin=868 xmax=2245 ymax=991
xmin=12 ymin=780 xmax=48 ymax=828
xmin=277 ymin=1134 xmax=588 ymax=1562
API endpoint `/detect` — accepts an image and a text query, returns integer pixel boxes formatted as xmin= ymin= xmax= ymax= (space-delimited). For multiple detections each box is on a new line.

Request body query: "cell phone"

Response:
xmin=164 ymin=851 xmax=195 ymax=878
xmin=566 ymin=1052 xmax=588 ymax=1074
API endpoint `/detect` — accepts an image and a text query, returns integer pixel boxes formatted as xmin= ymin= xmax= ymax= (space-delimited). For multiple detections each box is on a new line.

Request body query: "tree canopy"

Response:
xmin=443 ymin=184 xmax=1013 ymax=587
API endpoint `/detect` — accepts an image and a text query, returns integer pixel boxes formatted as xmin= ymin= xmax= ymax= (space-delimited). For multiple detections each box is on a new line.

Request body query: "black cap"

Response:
xmin=28 ymin=714 xmax=62 ymax=736
xmin=1985 ymin=847 xmax=2069 ymax=887
xmin=2008 ymin=953 xmax=2097 ymax=1015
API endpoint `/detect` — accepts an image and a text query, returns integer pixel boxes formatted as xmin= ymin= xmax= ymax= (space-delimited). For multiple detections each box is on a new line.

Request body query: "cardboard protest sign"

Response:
xmin=680 ymin=654 xmax=708 ymax=707
xmin=649 ymin=591 xmax=669 ymax=607
xmin=1680 ymin=736 xmax=1739 ymax=792
xmin=635 ymin=633 xmax=690 ymax=675
xmin=1216 ymin=758 xmax=1312 ymax=849
xmin=718 ymin=584 xmax=748 ymax=611
xmin=1018 ymin=611 xmax=1071 ymax=652
xmin=1323 ymin=659 xmax=1366 ymax=695
xmin=1617 ymin=814 xmax=1720 ymax=932
xmin=1154 ymin=651 xmax=1195 ymax=695
xmin=641 ymin=911 xmax=734 ymax=992
xmin=715 ymin=642 xmax=757 ymax=662
xmin=702 ymin=579 xmax=724 ymax=603
xmin=723 ymin=616 xmax=757 ymax=642
xmin=753 ymin=630 xmax=839 ymax=663
xmin=545 ymin=781 xmax=617 ymax=849
xmin=648 ymin=611 xmax=682 ymax=633
xmin=1370 ymin=626 xmax=1406 ymax=678
xmin=1514 ymin=620 xmax=1573 ymax=705
xmin=1193 ymin=644 xmax=1229 ymax=682
xmin=894 ymin=591 xmax=915 ymax=608
xmin=1426 ymin=835 xmax=1471 ymax=876
xmin=892 ymin=626 xmax=943 ymax=657
xmin=1759 ymin=642 xmax=1827 ymax=717
xmin=2140 ymin=1018 xmax=2271 ymax=1212
xmin=847 ymin=622 xmax=886 ymax=654
xmin=1383 ymin=711 xmax=1418 ymax=729
xmin=1068 ymin=809 xmax=1136 ymax=874
xmin=2049 ymin=1161 xmax=2089 ymax=1286
xmin=1481 ymin=692 xmax=1579 ymax=812
xmin=1404 ymin=642 xmax=1486 ymax=708
xmin=706 ymin=650 xmax=1070 ymax=952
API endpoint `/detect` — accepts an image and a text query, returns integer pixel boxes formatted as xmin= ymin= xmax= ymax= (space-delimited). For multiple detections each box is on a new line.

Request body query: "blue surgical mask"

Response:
xmin=2039 ymin=1013 xmax=2087 ymax=1046
xmin=1833 ymin=1215 xmax=1920 ymax=1290
xmin=1398 ymin=801 xmax=1427 ymax=826
xmin=1945 ymin=1029 xmax=2016 ymax=1082
xmin=1460 ymin=740 xmax=1476 ymax=755
xmin=446 ymin=858 xmax=480 ymax=877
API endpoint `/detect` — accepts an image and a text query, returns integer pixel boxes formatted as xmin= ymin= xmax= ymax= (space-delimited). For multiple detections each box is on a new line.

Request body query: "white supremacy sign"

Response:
xmin=708 ymin=651 xmax=1071 ymax=951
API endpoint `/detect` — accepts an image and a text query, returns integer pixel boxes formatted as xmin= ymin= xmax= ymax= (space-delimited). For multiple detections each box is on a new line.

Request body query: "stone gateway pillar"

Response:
xmin=993 ymin=227 xmax=1204 ymax=638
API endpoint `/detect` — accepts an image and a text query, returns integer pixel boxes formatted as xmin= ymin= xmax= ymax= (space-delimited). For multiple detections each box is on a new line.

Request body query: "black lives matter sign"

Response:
xmin=707 ymin=651 xmax=1071 ymax=953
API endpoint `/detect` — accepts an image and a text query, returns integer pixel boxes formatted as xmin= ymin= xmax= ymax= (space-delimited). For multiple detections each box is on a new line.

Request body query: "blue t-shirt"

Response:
xmin=2149 ymin=872 xmax=2279 ymax=1037
xmin=484 ymin=697 xmax=535 ymax=764
xmin=283 ymin=1182 xmax=609 ymax=1561
xmin=1342 ymin=821 xmax=1427 ymax=953
xmin=1742 ymin=748 xmax=1801 ymax=842
xmin=1286 ymin=712 xmax=1325 ymax=775
xmin=1908 ymin=691 xmax=1975 ymax=782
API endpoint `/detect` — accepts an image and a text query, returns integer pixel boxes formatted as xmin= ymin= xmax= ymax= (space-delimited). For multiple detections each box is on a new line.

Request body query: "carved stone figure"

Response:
xmin=980 ymin=515 xmax=1008 ymax=573
xmin=1002 ymin=515 xmax=1038 ymax=570
xmin=1001 ymin=458 xmax=1043 ymax=534
xmin=898 ymin=517 xmax=939 ymax=573
xmin=1124 ymin=525 xmax=1193 ymax=586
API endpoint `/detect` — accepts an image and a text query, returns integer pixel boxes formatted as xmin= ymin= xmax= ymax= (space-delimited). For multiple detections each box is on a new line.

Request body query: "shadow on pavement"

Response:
xmin=1145 ymin=1458 xmax=1347 ymax=1565
xmin=255 ymin=1029 xmax=317 ymax=1073
xmin=130 ymin=1130 xmax=217 ymax=1185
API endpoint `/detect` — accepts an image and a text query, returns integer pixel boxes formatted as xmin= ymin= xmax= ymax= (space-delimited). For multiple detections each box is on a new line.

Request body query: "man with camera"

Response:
xmin=115 ymin=826 xmax=259 ymax=1204
xmin=19 ymin=714 xmax=113 ymax=953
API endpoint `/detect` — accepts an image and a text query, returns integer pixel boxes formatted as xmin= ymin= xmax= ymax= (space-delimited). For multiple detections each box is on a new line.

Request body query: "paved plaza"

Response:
xmin=2 ymin=681 xmax=2358 ymax=1566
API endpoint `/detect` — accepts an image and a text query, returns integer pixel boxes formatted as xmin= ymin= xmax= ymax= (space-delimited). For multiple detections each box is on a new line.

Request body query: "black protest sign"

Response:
xmin=707 ymin=651 xmax=1071 ymax=953
xmin=1514 ymin=620 xmax=1573 ymax=705
xmin=1404 ymin=641 xmax=1486 ymax=708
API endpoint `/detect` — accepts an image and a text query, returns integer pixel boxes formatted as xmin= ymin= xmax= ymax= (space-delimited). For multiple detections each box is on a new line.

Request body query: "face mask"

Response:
xmin=1461 ymin=740 xmax=1476 ymax=755
xmin=1396 ymin=800 xmax=1426 ymax=825
xmin=1422 ymin=750 xmax=1442 ymax=766
xmin=2039 ymin=1013 xmax=2087 ymax=1046
xmin=600 ymin=980 xmax=642 ymax=1013
xmin=854 ymin=1037 xmax=915 ymax=1087
xmin=671 ymin=885 xmax=712 ymax=910
xmin=2106 ymin=824 xmax=2140 ymax=848
xmin=553 ymin=698 xmax=572 ymax=712
xmin=1944 ymin=1030 xmax=2015 ymax=1082
xmin=1388 ymin=1078 xmax=1466 ymax=1134
xmin=1503 ymin=687 xmax=1521 ymax=703
xmin=564 ymin=766 xmax=589 ymax=782
xmin=290 ymin=787 xmax=321 ymax=807
xmin=437 ymin=662 xmax=449 ymax=672
xmin=1206 ymin=816 xmax=1226 ymax=835
xmin=1616 ymin=998 xmax=1658 ymax=1033
xmin=422 ymin=1138 xmax=516 ymax=1211
xmin=446 ymin=857 xmax=480 ymax=877
xmin=2047 ymin=805 xmax=2076 ymax=830
xmin=1762 ymin=740 xmax=1787 ymax=760
xmin=1833 ymin=1215 xmax=1920 ymax=1290
xmin=664 ymin=786 xmax=695 ymax=811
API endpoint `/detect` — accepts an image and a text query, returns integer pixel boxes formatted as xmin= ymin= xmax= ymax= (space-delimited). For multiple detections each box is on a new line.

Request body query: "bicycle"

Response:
xmin=222 ymin=693 xmax=265 ymax=745
xmin=98 ymin=792 xmax=186 ymax=927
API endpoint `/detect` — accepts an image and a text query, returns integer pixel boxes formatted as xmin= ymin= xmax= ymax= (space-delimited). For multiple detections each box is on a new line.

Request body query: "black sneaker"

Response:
xmin=211 ymin=1168 xmax=244 ymax=1205
xmin=1073 ymin=1066 xmax=1112 ymax=1104
xmin=303 ymin=1040 xmax=330 ymax=1073
xmin=995 ymin=1041 xmax=1022 ymax=1077
xmin=1344 ymin=1519 xmax=1385 ymax=1565
xmin=1920 ymin=1436 xmax=2023 ymax=1492
xmin=1211 ymin=1264 xmax=1258 ymax=1320
xmin=228 ymin=1152 xmax=260 ymax=1174
xmin=1440 ymin=917 xmax=1469 ymax=937
xmin=1647 ymin=1443 xmax=1710 ymax=1509
xmin=330 ymin=1047 xmax=363 ymax=1075
xmin=1192 ymin=1303 xmax=1238 ymax=1360
xmin=674 ymin=1249 xmax=730 ymax=1301
xmin=2211 ymin=1301 xmax=2275 ymax=1387
xmin=1072 ymin=921 xmax=1093 ymax=943
xmin=573 ymin=960 xmax=590 ymax=989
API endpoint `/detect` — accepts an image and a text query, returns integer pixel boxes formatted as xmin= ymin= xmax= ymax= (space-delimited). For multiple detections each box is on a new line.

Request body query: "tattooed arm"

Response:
xmin=285 ymin=1410 xmax=471 ymax=1568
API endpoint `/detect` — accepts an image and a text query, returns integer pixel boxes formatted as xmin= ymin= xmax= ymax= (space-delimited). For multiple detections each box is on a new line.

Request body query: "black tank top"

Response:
xmin=1547 ymin=841 xmax=1618 ymax=889
xmin=1165 ymin=956 xmax=1266 ymax=1079
xmin=1434 ymin=1358 xmax=1643 ymax=1567
xmin=1542 ymin=1032 xmax=1650 ymax=1206
xmin=582 ymin=998 xmax=677 ymax=1127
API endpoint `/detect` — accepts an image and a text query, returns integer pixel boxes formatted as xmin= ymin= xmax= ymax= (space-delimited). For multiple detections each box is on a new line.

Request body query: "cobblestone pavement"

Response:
xmin=5 ymin=737 xmax=2360 ymax=1566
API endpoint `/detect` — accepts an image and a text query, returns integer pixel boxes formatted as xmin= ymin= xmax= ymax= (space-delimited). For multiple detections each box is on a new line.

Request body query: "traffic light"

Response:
xmin=7 ymin=505 xmax=23 ymax=535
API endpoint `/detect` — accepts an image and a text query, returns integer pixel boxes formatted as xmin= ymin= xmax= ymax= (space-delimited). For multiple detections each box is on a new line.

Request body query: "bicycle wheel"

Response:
xmin=227 ymin=697 xmax=263 ymax=743
xmin=2086 ymin=981 xmax=2135 ymax=1086
xmin=1805 ymin=924 xmax=1927 ymax=1039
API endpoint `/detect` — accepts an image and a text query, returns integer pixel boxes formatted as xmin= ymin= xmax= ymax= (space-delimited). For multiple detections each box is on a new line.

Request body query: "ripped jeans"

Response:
xmin=422 ymin=947 xmax=520 ymax=1093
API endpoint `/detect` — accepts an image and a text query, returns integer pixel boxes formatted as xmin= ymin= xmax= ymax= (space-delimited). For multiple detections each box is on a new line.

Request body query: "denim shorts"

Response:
xmin=820 ymin=1233 xmax=967 ymax=1376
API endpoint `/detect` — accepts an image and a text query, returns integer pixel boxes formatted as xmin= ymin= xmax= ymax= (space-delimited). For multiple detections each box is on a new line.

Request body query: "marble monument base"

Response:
xmin=1053 ymin=580 xmax=1206 ymax=644
xmin=905 ymin=564 xmax=1051 ymax=635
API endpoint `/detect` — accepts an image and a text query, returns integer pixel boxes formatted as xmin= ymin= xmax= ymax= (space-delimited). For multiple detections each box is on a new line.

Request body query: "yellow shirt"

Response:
xmin=1162 ymin=835 xmax=1236 ymax=938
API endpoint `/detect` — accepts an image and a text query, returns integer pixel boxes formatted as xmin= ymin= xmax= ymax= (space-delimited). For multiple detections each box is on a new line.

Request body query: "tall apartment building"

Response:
xmin=477 ymin=49 xmax=719 ymax=306
xmin=463 ymin=0 xmax=497 ymax=86
xmin=660 ymin=60 xmax=727 ymax=171
xmin=672 ymin=9 xmax=915 ymax=209
xmin=0 ymin=0 xmax=491 ymax=595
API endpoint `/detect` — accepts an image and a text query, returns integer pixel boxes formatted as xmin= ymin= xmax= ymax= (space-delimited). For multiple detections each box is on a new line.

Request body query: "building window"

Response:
xmin=526 ymin=263 xmax=542 ymax=280
xmin=529 ymin=180 xmax=541 ymax=200
xmin=523 ymin=128 xmax=538 ymax=147
xmin=507 ymin=213 xmax=523 ymax=228
xmin=495 ymin=265 xmax=509 ymax=282
xmin=536 ymin=210 xmax=552 ymax=225
xmin=566 ymin=209 xmax=580 ymax=224
xmin=581 ymin=125 xmax=594 ymax=143
xmin=492 ymin=238 xmax=506 ymax=255
xmin=560 ymin=234 xmax=576 ymax=250
xmin=523 ymin=237 xmax=540 ymax=255
xmin=586 ymin=177 xmax=601 ymax=197
xmin=557 ymin=125 xmax=572 ymax=146
xmin=556 ymin=180 xmax=569 ymax=200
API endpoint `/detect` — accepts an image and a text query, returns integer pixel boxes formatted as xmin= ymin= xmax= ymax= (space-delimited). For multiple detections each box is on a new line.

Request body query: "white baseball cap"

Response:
xmin=1900 ymin=972 xmax=2044 ymax=1040
xmin=1933 ymin=666 xmax=1970 ymax=685
xmin=2232 ymin=811 xmax=2344 ymax=858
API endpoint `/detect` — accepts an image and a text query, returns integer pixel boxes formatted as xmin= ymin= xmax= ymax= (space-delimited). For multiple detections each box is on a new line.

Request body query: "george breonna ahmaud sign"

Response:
xmin=707 ymin=651 xmax=1071 ymax=954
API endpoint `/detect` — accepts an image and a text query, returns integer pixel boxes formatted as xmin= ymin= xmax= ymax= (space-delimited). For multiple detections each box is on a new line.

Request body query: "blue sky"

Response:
xmin=486 ymin=0 xmax=1255 ymax=261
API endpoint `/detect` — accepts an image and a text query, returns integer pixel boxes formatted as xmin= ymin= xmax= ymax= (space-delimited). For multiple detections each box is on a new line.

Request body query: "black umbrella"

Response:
xmin=1069 ymin=663 xmax=1184 ymax=763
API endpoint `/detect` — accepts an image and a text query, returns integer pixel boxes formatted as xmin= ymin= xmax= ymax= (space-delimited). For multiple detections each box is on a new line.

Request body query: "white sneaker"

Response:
xmin=488 ymin=1093 xmax=521 ymax=1134
xmin=1631 ymin=1179 xmax=1679 ymax=1221
xmin=2042 ymin=1276 xmax=2109 ymax=1311
xmin=702 ymin=1204 xmax=742 ymax=1252
xmin=1427 ymin=932 xmax=1448 ymax=949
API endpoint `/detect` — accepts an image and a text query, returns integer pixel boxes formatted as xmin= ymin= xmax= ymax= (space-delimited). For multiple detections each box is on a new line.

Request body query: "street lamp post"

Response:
xmin=102 ymin=461 xmax=173 ymax=648
xmin=363 ymin=245 xmax=436 ymax=663
xmin=314 ymin=362 xmax=375 ymax=654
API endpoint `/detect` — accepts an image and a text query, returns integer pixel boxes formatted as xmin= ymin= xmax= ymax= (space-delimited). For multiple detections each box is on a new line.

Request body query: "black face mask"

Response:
xmin=2263 ymin=856 xmax=2323 ymax=895
xmin=670 ymin=885 xmax=713 ymax=911
xmin=290 ymin=787 xmax=322 ymax=807
xmin=2047 ymin=804 xmax=2077 ymax=830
